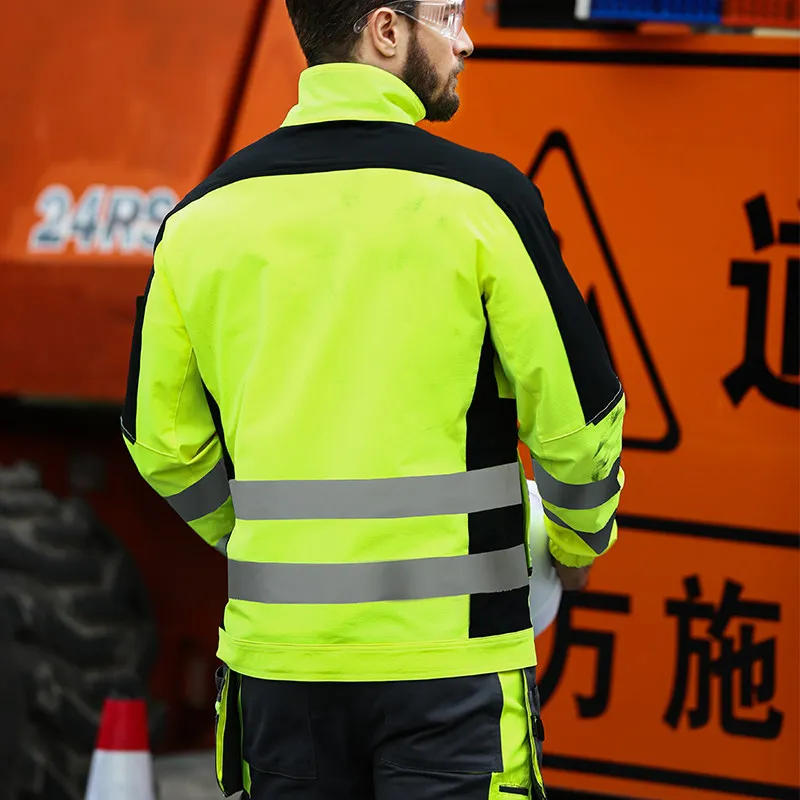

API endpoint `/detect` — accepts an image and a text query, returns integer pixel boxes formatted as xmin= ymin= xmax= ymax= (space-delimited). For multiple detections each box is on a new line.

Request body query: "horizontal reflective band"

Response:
xmin=230 ymin=463 xmax=521 ymax=521
xmin=228 ymin=544 xmax=530 ymax=605
xmin=542 ymin=507 xmax=616 ymax=555
xmin=533 ymin=457 xmax=621 ymax=511
xmin=166 ymin=460 xmax=231 ymax=522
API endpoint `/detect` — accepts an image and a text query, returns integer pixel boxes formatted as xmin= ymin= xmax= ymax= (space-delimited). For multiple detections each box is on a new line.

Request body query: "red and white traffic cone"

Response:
xmin=85 ymin=697 xmax=156 ymax=800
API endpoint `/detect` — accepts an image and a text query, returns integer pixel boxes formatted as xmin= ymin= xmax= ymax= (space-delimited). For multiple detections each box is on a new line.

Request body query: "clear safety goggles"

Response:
xmin=354 ymin=0 xmax=466 ymax=42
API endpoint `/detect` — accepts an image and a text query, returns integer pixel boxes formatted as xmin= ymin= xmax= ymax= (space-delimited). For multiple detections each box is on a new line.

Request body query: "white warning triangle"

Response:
xmin=529 ymin=131 xmax=679 ymax=452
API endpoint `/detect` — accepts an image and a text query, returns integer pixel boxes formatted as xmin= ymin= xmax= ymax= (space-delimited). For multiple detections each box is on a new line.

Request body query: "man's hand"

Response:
xmin=553 ymin=560 xmax=591 ymax=592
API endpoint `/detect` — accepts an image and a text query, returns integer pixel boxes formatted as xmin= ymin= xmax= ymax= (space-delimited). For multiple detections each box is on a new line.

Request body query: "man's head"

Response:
xmin=284 ymin=0 xmax=474 ymax=122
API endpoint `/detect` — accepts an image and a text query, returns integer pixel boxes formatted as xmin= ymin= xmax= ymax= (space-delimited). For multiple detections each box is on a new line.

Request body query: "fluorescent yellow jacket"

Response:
xmin=122 ymin=63 xmax=625 ymax=682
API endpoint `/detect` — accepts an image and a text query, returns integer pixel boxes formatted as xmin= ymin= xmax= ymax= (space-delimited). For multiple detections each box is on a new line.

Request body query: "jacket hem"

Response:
xmin=217 ymin=627 xmax=536 ymax=682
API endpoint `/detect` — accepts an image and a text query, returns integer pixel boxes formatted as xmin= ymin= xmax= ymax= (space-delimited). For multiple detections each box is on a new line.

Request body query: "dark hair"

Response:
xmin=285 ymin=0 xmax=382 ymax=66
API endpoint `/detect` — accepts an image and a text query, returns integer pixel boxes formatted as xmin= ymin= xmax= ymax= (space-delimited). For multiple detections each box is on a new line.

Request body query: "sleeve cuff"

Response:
xmin=549 ymin=539 xmax=596 ymax=568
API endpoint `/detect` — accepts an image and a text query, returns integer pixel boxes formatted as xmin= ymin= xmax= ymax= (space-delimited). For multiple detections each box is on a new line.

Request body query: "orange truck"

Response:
xmin=0 ymin=1 xmax=798 ymax=798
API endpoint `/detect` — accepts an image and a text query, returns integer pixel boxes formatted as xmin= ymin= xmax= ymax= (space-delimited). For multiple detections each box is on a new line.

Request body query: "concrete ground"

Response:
xmin=154 ymin=751 xmax=240 ymax=800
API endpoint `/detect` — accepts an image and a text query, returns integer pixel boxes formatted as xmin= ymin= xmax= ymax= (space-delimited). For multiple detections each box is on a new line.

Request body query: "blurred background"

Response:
xmin=0 ymin=1 xmax=798 ymax=798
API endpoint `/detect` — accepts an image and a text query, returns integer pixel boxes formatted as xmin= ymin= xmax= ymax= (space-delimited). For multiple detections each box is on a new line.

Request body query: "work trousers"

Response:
xmin=238 ymin=669 xmax=546 ymax=800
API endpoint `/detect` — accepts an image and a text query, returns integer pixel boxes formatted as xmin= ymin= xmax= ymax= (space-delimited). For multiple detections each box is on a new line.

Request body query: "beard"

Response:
xmin=401 ymin=30 xmax=463 ymax=123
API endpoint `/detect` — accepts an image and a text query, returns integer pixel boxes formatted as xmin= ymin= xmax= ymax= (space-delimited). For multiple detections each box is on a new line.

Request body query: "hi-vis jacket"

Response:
xmin=122 ymin=62 xmax=625 ymax=682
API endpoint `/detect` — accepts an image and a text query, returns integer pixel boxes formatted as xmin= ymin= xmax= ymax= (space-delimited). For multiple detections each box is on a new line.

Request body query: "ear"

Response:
xmin=367 ymin=8 xmax=402 ymax=58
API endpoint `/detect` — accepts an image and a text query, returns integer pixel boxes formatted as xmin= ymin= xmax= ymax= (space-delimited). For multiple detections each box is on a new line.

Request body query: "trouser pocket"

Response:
xmin=522 ymin=667 xmax=547 ymax=800
xmin=215 ymin=665 xmax=244 ymax=796
xmin=240 ymin=676 xmax=317 ymax=779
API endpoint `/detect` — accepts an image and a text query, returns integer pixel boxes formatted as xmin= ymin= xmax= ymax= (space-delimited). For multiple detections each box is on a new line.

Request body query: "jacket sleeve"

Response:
xmin=120 ymin=246 xmax=234 ymax=550
xmin=479 ymin=177 xmax=625 ymax=568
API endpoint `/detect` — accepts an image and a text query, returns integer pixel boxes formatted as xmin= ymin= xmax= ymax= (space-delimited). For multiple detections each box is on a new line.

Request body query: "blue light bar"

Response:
xmin=575 ymin=0 xmax=722 ymax=23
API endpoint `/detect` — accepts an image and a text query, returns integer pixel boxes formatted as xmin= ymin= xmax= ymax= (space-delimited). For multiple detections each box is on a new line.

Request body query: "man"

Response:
xmin=122 ymin=1 xmax=625 ymax=797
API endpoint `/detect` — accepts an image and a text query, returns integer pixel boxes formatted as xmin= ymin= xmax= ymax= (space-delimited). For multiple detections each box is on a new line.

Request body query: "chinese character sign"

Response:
xmin=664 ymin=576 xmax=783 ymax=740
xmin=724 ymin=194 xmax=800 ymax=410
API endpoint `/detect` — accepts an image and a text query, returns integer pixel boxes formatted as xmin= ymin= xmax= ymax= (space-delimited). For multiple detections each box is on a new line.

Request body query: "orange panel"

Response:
xmin=535 ymin=531 xmax=799 ymax=799
xmin=0 ymin=0 xmax=264 ymax=399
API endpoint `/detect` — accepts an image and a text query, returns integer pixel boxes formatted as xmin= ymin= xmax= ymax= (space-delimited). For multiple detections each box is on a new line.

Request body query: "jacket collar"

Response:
xmin=281 ymin=63 xmax=426 ymax=127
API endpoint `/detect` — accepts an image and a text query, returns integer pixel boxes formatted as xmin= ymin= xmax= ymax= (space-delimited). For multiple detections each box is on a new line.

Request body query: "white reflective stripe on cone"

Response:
xmin=85 ymin=750 xmax=156 ymax=800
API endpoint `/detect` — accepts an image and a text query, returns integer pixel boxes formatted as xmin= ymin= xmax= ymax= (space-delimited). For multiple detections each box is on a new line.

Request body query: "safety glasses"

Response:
xmin=354 ymin=0 xmax=466 ymax=42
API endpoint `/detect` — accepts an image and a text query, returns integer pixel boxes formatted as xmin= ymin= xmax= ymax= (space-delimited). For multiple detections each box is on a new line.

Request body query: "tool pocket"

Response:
xmin=240 ymin=676 xmax=317 ymax=779
xmin=522 ymin=667 xmax=547 ymax=800
xmin=215 ymin=665 xmax=244 ymax=796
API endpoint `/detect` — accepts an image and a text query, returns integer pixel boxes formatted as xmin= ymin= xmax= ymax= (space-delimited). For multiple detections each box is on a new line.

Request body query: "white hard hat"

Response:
xmin=527 ymin=479 xmax=563 ymax=636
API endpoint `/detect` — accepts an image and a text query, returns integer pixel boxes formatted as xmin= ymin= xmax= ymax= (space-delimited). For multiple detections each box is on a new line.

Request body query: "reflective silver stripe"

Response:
xmin=166 ymin=460 xmax=230 ymax=522
xmin=228 ymin=544 xmax=529 ymax=605
xmin=542 ymin=507 xmax=616 ymax=555
xmin=532 ymin=457 xmax=621 ymax=511
xmin=229 ymin=463 xmax=521 ymax=521
xmin=214 ymin=534 xmax=231 ymax=557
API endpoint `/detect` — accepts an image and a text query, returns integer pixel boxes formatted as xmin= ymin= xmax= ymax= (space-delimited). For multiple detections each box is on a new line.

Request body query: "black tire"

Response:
xmin=0 ymin=462 xmax=159 ymax=800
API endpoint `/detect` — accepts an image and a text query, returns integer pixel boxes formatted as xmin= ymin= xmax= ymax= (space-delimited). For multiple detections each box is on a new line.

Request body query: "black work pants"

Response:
xmin=239 ymin=668 xmax=546 ymax=800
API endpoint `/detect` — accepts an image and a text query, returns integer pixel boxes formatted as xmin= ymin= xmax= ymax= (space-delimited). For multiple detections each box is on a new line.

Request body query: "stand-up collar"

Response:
xmin=281 ymin=62 xmax=426 ymax=127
